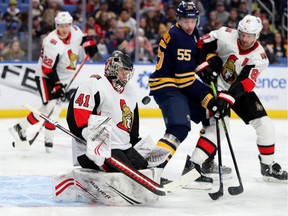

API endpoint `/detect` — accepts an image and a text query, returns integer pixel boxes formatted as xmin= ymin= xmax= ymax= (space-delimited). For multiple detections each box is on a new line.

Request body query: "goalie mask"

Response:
xmin=104 ymin=50 xmax=134 ymax=92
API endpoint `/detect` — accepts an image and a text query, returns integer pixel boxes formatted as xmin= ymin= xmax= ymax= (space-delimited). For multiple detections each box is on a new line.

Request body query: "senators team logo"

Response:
xmin=221 ymin=55 xmax=238 ymax=84
xmin=66 ymin=49 xmax=78 ymax=70
xmin=117 ymin=99 xmax=133 ymax=133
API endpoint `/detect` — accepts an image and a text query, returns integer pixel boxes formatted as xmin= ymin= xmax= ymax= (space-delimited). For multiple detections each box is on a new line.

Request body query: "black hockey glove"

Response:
xmin=64 ymin=88 xmax=76 ymax=102
xmin=81 ymin=36 xmax=98 ymax=58
xmin=195 ymin=61 xmax=219 ymax=83
xmin=206 ymin=54 xmax=223 ymax=74
xmin=52 ymin=82 xmax=65 ymax=99
xmin=213 ymin=92 xmax=235 ymax=119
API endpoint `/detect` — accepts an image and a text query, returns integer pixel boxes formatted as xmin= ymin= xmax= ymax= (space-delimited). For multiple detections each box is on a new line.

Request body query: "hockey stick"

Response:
xmin=209 ymin=82 xmax=243 ymax=197
xmin=13 ymin=56 xmax=90 ymax=147
xmin=219 ymin=117 xmax=244 ymax=195
xmin=64 ymin=54 xmax=90 ymax=94
xmin=208 ymin=96 xmax=224 ymax=200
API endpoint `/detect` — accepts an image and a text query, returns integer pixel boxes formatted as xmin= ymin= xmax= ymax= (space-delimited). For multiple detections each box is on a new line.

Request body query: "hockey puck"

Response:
xmin=142 ymin=96 xmax=151 ymax=105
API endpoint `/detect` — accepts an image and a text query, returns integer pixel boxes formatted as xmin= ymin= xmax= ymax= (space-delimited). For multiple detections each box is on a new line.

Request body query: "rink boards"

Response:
xmin=0 ymin=62 xmax=287 ymax=118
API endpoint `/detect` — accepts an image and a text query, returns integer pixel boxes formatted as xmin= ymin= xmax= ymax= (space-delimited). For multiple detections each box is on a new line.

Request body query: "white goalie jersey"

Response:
xmin=200 ymin=27 xmax=269 ymax=92
xmin=37 ymin=25 xmax=85 ymax=84
xmin=70 ymin=74 xmax=138 ymax=152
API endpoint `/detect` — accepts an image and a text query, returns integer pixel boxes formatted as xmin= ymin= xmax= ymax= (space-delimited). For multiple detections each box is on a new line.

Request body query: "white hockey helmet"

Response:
xmin=55 ymin=11 xmax=73 ymax=26
xmin=237 ymin=15 xmax=263 ymax=39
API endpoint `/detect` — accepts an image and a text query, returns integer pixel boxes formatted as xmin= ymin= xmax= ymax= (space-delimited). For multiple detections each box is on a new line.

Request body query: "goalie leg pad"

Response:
xmin=53 ymin=168 xmax=163 ymax=205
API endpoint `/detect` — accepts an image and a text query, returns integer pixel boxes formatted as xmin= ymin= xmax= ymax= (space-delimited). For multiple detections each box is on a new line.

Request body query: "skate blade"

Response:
xmin=263 ymin=176 xmax=288 ymax=184
xmin=12 ymin=141 xmax=30 ymax=148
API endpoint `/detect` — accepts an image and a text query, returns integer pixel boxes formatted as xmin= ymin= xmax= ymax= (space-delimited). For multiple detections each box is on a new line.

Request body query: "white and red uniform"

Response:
xmin=66 ymin=74 xmax=141 ymax=167
xmin=38 ymin=25 xmax=85 ymax=83
xmin=200 ymin=27 xmax=269 ymax=93
xmin=18 ymin=25 xmax=86 ymax=144
xmin=191 ymin=27 xmax=276 ymax=166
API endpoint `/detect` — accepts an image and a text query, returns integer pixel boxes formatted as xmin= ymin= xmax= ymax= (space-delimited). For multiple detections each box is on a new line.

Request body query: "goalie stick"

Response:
xmin=12 ymin=55 xmax=90 ymax=148
xmin=23 ymin=103 xmax=200 ymax=196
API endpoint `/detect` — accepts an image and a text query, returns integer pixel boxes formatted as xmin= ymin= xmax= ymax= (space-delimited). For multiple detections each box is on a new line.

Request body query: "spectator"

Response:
xmin=96 ymin=11 xmax=110 ymax=32
xmin=2 ymin=21 xmax=23 ymax=43
xmin=215 ymin=1 xmax=229 ymax=24
xmin=123 ymin=0 xmax=136 ymax=18
xmin=1 ymin=39 xmax=26 ymax=61
xmin=202 ymin=10 xmax=222 ymax=34
xmin=106 ymin=27 xmax=131 ymax=54
xmin=237 ymin=0 xmax=249 ymax=20
xmin=94 ymin=0 xmax=116 ymax=20
xmin=259 ymin=18 xmax=275 ymax=45
xmin=117 ymin=9 xmax=137 ymax=39
xmin=163 ymin=4 xmax=177 ymax=25
xmin=269 ymin=32 xmax=287 ymax=58
xmin=5 ymin=0 xmax=20 ymax=22
xmin=106 ymin=16 xmax=118 ymax=36
xmin=224 ymin=8 xmax=239 ymax=29
xmin=32 ymin=0 xmax=44 ymax=18
xmin=129 ymin=29 xmax=154 ymax=63
xmin=85 ymin=15 xmax=104 ymax=40
xmin=143 ymin=7 xmax=159 ymax=40
xmin=71 ymin=2 xmax=83 ymax=25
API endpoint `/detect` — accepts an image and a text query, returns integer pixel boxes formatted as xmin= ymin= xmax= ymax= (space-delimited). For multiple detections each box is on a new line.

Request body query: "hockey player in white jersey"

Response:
xmin=9 ymin=11 xmax=98 ymax=152
xmin=66 ymin=50 xmax=154 ymax=172
xmin=185 ymin=15 xmax=287 ymax=183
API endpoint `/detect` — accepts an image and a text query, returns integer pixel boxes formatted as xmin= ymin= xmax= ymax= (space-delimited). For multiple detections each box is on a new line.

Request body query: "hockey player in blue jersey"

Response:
xmin=148 ymin=1 xmax=232 ymax=185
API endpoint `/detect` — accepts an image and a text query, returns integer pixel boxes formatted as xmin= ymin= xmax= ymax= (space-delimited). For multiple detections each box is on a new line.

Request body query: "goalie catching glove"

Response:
xmin=86 ymin=115 xmax=112 ymax=166
xmin=81 ymin=36 xmax=98 ymax=58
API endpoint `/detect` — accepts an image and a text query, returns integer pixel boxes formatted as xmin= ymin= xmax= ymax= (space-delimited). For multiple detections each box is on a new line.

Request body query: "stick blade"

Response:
xmin=164 ymin=168 xmax=201 ymax=193
xmin=228 ymin=185 xmax=244 ymax=195
xmin=208 ymin=190 xmax=223 ymax=200
xmin=12 ymin=140 xmax=31 ymax=148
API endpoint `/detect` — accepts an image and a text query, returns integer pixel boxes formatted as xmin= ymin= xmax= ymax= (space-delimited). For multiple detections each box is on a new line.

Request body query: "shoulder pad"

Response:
xmin=90 ymin=74 xmax=102 ymax=79
xmin=163 ymin=31 xmax=171 ymax=44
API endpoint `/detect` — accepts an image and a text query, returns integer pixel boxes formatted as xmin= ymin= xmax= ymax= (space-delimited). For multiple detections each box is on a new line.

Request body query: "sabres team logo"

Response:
xmin=117 ymin=99 xmax=133 ymax=133
xmin=221 ymin=55 xmax=238 ymax=84
xmin=66 ymin=49 xmax=78 ymax=70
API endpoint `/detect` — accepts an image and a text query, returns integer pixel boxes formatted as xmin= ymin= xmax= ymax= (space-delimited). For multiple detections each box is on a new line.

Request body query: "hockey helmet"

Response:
xmin=55 ymin=11 xmax=73 ymax=26
xmin=176 ymin=1 xmax=199 ymax=20
xmin=238 ymin=15 xmax=263 ymax=39
xmin=104 ymin=50 xmax=134 ymax=88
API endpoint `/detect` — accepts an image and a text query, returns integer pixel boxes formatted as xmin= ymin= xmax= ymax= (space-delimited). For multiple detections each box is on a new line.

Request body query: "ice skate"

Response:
xmin=259 ymin=155 xmax=288 ymax=183
xmin=202 ymin=157 xmax=233 ymax=180
xmin=9 ymin=123 xmax=27 ymax=142
xmin=182 ymin=155 xmax=213 ymax=190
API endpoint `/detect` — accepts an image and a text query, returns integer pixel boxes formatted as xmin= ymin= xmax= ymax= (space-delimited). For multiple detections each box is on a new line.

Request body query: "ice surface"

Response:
xmin=0 ymin=118 xmax=287 ymax=216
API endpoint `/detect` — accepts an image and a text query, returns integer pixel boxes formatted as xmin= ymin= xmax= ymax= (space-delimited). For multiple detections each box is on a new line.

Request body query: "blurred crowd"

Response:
xmin=0 ymin=0 xmax=287 ymax=64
